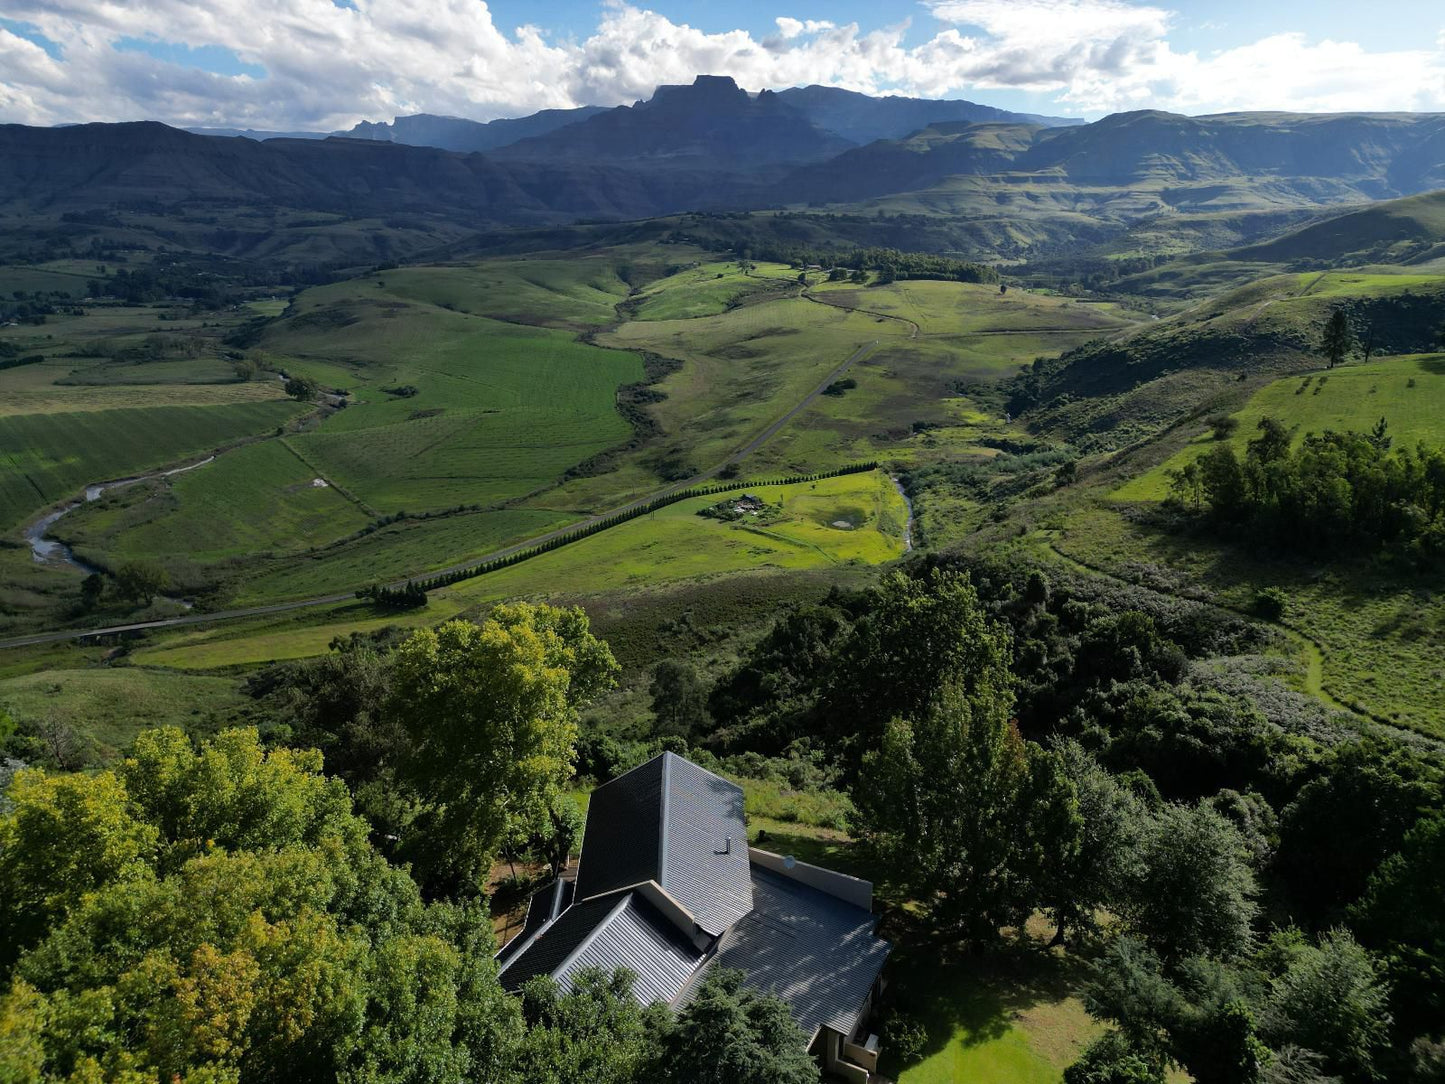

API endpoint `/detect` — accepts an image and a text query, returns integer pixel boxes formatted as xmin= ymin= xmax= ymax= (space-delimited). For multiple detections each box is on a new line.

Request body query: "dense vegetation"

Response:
xmin=1168 ymin=417 xmax=1445 ymax=564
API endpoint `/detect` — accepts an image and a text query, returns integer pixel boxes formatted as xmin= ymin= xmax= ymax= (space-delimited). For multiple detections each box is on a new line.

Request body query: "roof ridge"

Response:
xmin=658 ymin=752 xmax=672 ymax=891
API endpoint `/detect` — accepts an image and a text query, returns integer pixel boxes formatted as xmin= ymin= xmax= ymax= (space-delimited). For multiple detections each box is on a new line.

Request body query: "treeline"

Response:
xmin=735 ymin=242 xmax=998 ymax=284
xmin=1169 ymin=416 xmax=1445 ymax=564
xmin=362 ymin=463 xmax=879 ymax=600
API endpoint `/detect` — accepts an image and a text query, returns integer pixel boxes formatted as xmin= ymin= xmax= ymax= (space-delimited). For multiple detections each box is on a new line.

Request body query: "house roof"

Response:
xmin=686 ymin=864 xmax=892 ymax=1040
xmin=497 ymin=753 xmax=889 ymax=1040
xmin=499 ymin=890 xmax=705 ymax=1006
xmin=574 ymin=751 xmax=752 ymax=936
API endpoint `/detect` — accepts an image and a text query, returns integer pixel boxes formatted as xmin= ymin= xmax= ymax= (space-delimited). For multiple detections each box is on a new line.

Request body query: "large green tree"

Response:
xmin=1123 ymin=803 xmax=1259 ymax=964
xmin=388 ymin=605 xmax=618 ymax=892
xmin=0 ymin=727 xmax=520 ymax=1084
xmin=1320 ymin=308 xmax=1355 ymax=370
xmin=657 ymin=969 xmax=818 ymax=1084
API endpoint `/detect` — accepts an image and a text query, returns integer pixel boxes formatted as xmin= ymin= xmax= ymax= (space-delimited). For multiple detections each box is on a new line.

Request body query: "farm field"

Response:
xmin=0 ymin=400 xmax=307 ymax=531
xmin=259 ymin=282 xmax=645 ymax=514
xmin=128 ymin=470 xmax=909 ymax=669
xmin=629 ymin=259 xmax=797 ymax=320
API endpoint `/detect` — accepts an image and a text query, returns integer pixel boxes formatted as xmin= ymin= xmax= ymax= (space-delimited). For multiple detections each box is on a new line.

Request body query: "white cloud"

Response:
xmin=0 ymin=0 xmax=1440 ymax=129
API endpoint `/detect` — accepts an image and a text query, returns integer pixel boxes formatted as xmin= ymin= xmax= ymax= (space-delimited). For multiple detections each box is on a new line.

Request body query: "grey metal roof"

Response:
xmin=497 ymin=894 xmax=620 ymax=992
xmin=555 ymin=893 xmax=705 ymax=1006
xmin=574 ymin=752 xmax=751 ymax=937
xmin=496 ymin=879 xmax=575 ymax=969
xmin=695 ymin=864 xmax=891 ymax=1039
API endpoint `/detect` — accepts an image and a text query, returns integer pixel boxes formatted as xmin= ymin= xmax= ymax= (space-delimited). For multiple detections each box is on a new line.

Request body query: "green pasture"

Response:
xmin=260 ymin=292 xmax=643 ymax=513
xmin=229 ymin=507 xmax=569 ymax=605
xmin=130 ymin=598 xmax=468 ymax=671
xmin=131 ymin=472 xmax=907 ymax=669
xmin=61 ymin=440 xmax=373 ymax=565
xmin=1114 ymin=353 xmax=1445 ymax=501
xmin=0 ymin=667 xmax=246 ymax=761
xmin=0 ymin=361 xmax=286 ymax=417
xmin=357 ymin=258 xmax=631 ymax=329
xmin=630 ymin=260 xmax=797 ymax=320
xmin=0 ymin=265 xmax=96 ymax=297
xmin=0 ymin=400 xmax=306 ymax=532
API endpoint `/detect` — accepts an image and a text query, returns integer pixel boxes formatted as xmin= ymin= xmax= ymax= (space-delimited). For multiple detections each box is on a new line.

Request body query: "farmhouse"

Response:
xmin=496 ymin=752 xmax=891 ymax=1082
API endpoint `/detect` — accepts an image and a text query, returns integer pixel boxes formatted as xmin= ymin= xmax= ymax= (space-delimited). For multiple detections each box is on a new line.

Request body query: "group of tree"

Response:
xmin=1167 ymin=416 xmax=1445 ymax=564
xmin=0 ymin=602 xmax=825 ymax=1083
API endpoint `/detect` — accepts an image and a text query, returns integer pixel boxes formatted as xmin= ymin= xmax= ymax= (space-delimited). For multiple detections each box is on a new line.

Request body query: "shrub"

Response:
xmin=887 ymin=1011 xmax=928 ymax=1066
xmin=1208 ymin=414 xmax=1240 ymax=440
xmin=1253 ymin=587 xmax=1288 ymax=622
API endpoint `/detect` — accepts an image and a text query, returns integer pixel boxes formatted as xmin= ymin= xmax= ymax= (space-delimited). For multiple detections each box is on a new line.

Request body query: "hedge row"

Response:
xmin=364 ymin=462 xmax=881 ymax=601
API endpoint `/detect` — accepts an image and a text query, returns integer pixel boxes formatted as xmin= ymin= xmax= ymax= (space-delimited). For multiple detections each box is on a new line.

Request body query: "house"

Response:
xmin=496 ymin=752 xmax=891 ymax=1082
xmin=734 ymin=493 xmax=765 ymax=514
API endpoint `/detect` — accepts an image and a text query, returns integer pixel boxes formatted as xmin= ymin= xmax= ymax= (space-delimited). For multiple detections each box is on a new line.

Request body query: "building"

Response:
xmin=496 ymin=752 xmax=890 ymax=1082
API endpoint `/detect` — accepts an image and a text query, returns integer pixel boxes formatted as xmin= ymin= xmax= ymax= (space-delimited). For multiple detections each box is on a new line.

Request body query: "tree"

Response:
xmin=649 ymin=659 xmax=710 ymax=740
xmin=1261 ymin=930 xmax=1392 ymax=1083
xmin=78 ymin=573 xmax=103 ymax=610
xmin=824 ymin=570 xmax=1013 ymax=757
xmin=1320 ymin=308 xmax=1355 ymax=370
xmin=114 ymin=561 xmax=169 ymax=606
xmin=388 ymin=606 xmax=618 ymax=892
xmin=1066 ymin=1031 xmax=1166 ymax=1084
xmin=284 ymin=375 xmax=319 ymax=401
xmin=1349 ymin=813 xmax=1445 ymax=1042
xmin=513 ymin=968 xmax=667 ymax=1084
xmin=1123 ymin=803 xmax=1259 ymax=963
xmin=658 ymin=969 xmax=818 ymax=1084
xmin=1042 ymin=741 xmax=1145 ymax=944
xmin=856 ymin=676 xmax=1068 ymax=945
xmin=0 ymin=727 xmax=521 ymax=1084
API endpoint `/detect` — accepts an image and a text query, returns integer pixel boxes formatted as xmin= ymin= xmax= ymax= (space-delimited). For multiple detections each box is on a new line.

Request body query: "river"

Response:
xmin=24 ymin=456 xmax=216 ymax=573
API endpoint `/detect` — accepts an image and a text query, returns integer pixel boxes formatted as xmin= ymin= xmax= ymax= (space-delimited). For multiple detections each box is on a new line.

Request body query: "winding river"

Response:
xmin=24 ymin=456 xmax=216 ymax=574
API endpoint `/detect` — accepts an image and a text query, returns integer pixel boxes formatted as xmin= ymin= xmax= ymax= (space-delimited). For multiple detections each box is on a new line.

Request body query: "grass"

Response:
xmin=61 ymin=439 xmax=374 ymax=564
xmin=1114 ymin=353 xmax=1445 ymax=501
xmin=130 ymin=471 xmax=907 ymax=669
xmin=0 ymin=360 xmax=289 ymax=416
xmin=0 ymin=667 xmax=246 ymax=761
xmin=261 ymin=284 xmax=644 ymax=514
xmin=0 ymin=400 xmax=307 ymax=531
xmin=629 ymin=260 xmax=797 ymax=320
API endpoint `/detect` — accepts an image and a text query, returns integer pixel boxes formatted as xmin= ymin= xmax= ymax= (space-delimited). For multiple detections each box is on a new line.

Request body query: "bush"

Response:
xmin=1209 ymin=414 xmax=1240 ymax=440
xmin=1253 ymin=587 xmax=1288 ymax=622
xmin=886 ymin=1011 xmax=928 ymax=1066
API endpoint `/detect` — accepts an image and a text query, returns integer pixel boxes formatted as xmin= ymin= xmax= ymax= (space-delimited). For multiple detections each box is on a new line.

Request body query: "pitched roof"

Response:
xmin=574 ymin=752 xmax=752 ymax=936
xmin=498 ymin=890 xmax=705 ymax=1006
xmin=694 ymin=864 xmax=892 ymax=1039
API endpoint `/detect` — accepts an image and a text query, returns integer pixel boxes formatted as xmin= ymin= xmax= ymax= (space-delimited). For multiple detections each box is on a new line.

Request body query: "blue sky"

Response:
xmin=0 ymin=0 xmax=1442 ymax=129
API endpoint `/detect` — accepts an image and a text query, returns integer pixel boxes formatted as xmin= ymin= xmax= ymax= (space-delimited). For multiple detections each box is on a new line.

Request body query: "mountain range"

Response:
xmin=5 ymin=76 xmax=1444 ymax=268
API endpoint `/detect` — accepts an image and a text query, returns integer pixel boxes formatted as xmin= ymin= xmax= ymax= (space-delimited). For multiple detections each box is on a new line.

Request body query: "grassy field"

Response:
xmin=0 ymin=666 xmax=246 ymax=761
xmin=61 ymin=439 xmax=375 ymax=564
xmin=1114 ymin=353 xmax=1445 ymax=500
xmin=129 ymin=471 xmax=908 ymax=669
xmin=259 ymin=282 xmax=644 ymax=515
xmin=629 ymin=260 xmax=797 ymax=320
xmin=0 ymin=400 xmax=307 ymax=531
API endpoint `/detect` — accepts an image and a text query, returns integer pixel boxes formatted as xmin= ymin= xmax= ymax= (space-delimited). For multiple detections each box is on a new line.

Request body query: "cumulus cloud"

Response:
xmin=0 ymin=0 xmax=1440 ymax=129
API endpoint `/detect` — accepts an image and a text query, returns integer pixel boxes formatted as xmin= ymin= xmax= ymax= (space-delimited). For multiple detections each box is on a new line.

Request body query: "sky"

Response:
xmin=0 ymin=0 xmax=1443 ymax=131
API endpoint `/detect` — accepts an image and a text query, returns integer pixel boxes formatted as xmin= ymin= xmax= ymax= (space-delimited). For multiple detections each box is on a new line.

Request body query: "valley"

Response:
xmin=2 ymin=68 xmax=1445 ymax=1084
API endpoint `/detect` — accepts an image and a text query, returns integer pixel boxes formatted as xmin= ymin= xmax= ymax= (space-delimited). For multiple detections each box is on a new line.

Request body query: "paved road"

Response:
xmin=0 ymin=339 xmax=881 ymax=651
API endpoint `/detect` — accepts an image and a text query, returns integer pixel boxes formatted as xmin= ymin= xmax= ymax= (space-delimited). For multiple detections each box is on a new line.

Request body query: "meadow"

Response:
xmin=1114 ymin=353 xmax=1445 ymax=501
xmin=128 ymin=470 xmax=908 ymax=669
xmin=0 ymin=400 xmax=307 ymax=532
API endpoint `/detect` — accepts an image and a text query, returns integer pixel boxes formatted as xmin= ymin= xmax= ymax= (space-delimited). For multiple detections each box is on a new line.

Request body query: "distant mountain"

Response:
xmin=774 ymin=85 xmax=1077 ymax=143
xmin=337 ymin=107 xmax=607 ymax=153
xmin=186 ymin=126 xmax=325 ymax=141
xmin=492 ymin=75 xmax=851 ymax=168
